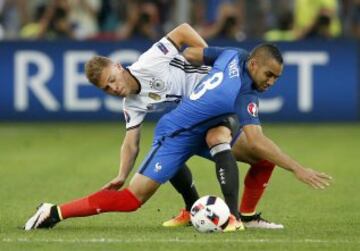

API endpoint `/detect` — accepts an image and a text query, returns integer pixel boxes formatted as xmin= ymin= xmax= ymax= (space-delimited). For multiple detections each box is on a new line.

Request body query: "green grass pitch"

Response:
xmin=0 ymin=122 xmax=360 ymax=250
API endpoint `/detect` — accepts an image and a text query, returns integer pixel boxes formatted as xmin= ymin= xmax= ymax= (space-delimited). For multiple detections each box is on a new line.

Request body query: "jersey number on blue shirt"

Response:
xmin=190 ymin=72 xmax=224 ymax=100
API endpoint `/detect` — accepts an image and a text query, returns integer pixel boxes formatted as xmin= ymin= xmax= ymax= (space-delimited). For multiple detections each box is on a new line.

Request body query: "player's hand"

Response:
xmin=102 ymin=176 xmax=126 ymax=190
xmin=294 ymin=167 xmax=332 ymax=189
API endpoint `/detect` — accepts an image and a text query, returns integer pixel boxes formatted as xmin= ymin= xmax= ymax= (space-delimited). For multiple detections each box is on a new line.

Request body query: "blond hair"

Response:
xmin=85 ymin=56 xmax=112 ymax=86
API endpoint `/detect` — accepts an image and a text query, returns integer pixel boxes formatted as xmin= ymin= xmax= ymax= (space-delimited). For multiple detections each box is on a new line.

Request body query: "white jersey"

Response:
xmin=124 ymin=37 xmax=210 ymax=129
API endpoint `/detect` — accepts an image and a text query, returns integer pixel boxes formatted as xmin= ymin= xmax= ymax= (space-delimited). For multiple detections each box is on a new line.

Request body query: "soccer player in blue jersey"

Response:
xmin=164 ymin=44 xmax=333 ymax=229
xmin=25 ymin=43 xmax=332 ymax=231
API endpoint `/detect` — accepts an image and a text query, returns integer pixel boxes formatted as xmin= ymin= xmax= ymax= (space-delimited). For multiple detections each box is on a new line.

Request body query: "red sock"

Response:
xmin=240 ymin=160 xmax=275 ymax=214
xmin=59 ymin=188 xmax=141 ymax=220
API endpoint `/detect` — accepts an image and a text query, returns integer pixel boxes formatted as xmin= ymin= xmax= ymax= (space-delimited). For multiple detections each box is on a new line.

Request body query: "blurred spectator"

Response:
xmin=97 ymin=0 xmax=124 ymax=34
xmin=342 ymin=0 xmax=360 ymax=38
xmin=264 ymin=11 xmax=297 ymax=41
xmin=293 ymin=0 xmax=342 ymax=39
xmin=193 ymin=0 xmax=245 ymax=41
xmin=304 ymin=13 xmax=332 ymax=39
xmin=349 ymin=0 xmax=360 ymax=38
xmin=36 ymin=0 xmax=74 ymax=39
xmin=0 ymin=0 xmax=29 ymax=39
xmin=0 ymin=0 xmax=4 ymax=39
xmin=152 ymin=0 xmax=174 ymax=32
xmin=3 ymin=0 xmax=360 ymax=41
xmin=116 ymin=0 xmax=162 ymax=40
xmin=68 ymin=0 xmax=101 ymax=40
xmin=241 ymin=0 xmax=268 ymax=39
xmin=20 ymin=4 xmax=46 ymax=39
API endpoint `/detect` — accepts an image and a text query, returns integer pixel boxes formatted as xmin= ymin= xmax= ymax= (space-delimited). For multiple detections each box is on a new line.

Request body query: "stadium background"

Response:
xmin=1 ymin=1 xmax=360 ymax=250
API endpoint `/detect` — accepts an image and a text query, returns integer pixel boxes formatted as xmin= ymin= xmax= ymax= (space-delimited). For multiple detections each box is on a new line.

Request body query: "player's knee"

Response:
xmin=128 ymin=174 xmax=160 ymax=203
xmin=206 ymin=126 xmax=232 ymax=148
xmin=255 ymin=160 xmax=275 ymax=171
xmin=232 ymin=148 xmax=260 ymax=164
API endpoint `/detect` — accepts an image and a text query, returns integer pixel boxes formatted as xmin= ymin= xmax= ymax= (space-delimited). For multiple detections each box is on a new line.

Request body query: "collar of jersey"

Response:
xmin=125 ymin=67 xmax=141 ymax=94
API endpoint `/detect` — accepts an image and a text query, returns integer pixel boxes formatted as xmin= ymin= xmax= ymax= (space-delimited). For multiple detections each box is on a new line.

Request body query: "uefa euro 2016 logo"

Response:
xmin=247 ymin=102 xmax=258 ymax=117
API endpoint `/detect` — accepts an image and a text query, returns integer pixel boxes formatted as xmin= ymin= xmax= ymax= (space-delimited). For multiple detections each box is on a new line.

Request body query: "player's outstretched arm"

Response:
xmin=102 ymin=127 xmax=141 ymax=190
xmin=242 ymin=124 xmax=332 ymax=189
xmin=167 ymin=23 xmax=208 ymax=50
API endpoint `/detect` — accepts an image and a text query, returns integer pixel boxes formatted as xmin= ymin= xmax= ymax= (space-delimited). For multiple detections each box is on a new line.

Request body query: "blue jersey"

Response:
xmin=138 ymin=47 xmax=261 ymax=183
xmin=155 ymin=47 xmax=260 ymax=139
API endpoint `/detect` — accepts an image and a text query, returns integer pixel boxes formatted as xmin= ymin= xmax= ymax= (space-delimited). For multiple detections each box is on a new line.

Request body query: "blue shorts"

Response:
xmin=137 ymin=115 xmax=242 ymax=184
xmin=137 ymin=129 xmax=210 ymax=183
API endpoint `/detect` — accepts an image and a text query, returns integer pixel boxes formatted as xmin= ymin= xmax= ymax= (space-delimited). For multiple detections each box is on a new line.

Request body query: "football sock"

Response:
xmin=211 ymin=143 xmax=240 ymax=220
xmin=59 ymin=188 xmax=141 ymax=220
xmin=169 ymin=164 xmax=200 ymax=211
xmin=240 ymin=160 xmax=275 ymax=214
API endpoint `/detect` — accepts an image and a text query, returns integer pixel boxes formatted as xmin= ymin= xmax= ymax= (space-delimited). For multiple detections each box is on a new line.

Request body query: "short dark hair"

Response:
xmin=249 ymin=43 xmax=283 ymax=64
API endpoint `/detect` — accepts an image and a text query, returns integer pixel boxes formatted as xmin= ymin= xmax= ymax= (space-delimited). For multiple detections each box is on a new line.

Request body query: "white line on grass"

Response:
xmin=2 ymin=238 xmax=359 ymax=244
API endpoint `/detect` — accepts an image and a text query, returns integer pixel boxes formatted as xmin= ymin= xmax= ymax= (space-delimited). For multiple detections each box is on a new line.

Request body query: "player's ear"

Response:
xmin=249 ymin=58 xmax=256 ymax=70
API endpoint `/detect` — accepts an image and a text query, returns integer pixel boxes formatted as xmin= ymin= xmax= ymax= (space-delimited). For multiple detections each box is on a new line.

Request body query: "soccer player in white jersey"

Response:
xmin=86 ymin=24 xmax=210 ymax=188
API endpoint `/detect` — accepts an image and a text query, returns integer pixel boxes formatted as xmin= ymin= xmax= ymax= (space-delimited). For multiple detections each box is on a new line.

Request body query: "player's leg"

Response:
xmin=169 ymin=165 xmax=199 ymax=212
xmin=205 ymin=125 xmax=240 ymax=219
xmin=60 ymin=173 xmax=159 ymax=219
xmin=24 ymin=173 xmax=158 ymax=231
xmin=163 ymin=129 xmax=281 ymax=229
xmin=24 ymin=176 xmax=159 ymax=231
xmin=162 ymin=164 xmax=199 ymax=227
xmin=162 ymin=115 xmax=242 ymax=229
xmin=232 ymin=133 xmax=283 ymax=229
xmin=205 ymin=125 xmax=244 ymax=231
xmin=24 ymin=142 xmax=169 ymax=231
xmin=232 ymin=132 xmax=274 ymax=214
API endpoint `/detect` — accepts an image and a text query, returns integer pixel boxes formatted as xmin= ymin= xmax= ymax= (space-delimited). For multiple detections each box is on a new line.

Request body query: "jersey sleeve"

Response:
xmin=203 ymin=47 xmax=227 ymax=66
xmin=235 ymin=93 xmax=261 ymax=126
xmin=204 ymin=47 xmax=249 ymax=66
xmin=130 ymin=37 xmax=179 ymax=74
xmin=122 ymin=98 xmax=147 ymax=130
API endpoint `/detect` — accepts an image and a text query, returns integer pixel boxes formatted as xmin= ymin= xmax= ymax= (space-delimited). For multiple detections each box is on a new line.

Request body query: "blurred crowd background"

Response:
xmin=0 ymin=0 xmax=359 ymax=41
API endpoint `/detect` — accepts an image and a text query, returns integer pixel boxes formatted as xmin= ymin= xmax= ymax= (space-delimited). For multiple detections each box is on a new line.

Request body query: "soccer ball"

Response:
xmin=190 ymin=195 xmax=230 ymax=233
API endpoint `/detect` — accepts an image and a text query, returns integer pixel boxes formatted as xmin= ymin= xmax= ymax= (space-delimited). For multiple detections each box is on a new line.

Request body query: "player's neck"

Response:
xmin=124 ymin=69 xmax=141 ymax=94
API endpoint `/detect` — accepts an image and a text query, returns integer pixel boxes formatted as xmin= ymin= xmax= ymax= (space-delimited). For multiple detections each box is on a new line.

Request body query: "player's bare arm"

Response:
xmin=242 ymin=124 xmax=332 ymax=189
xmin=167 ymin=23 xmax=208 ymax=49
xmin=103 ymin=127 xmax=141 ymax=190
xmin=182 ymin=47 xmax=205 ymax=65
